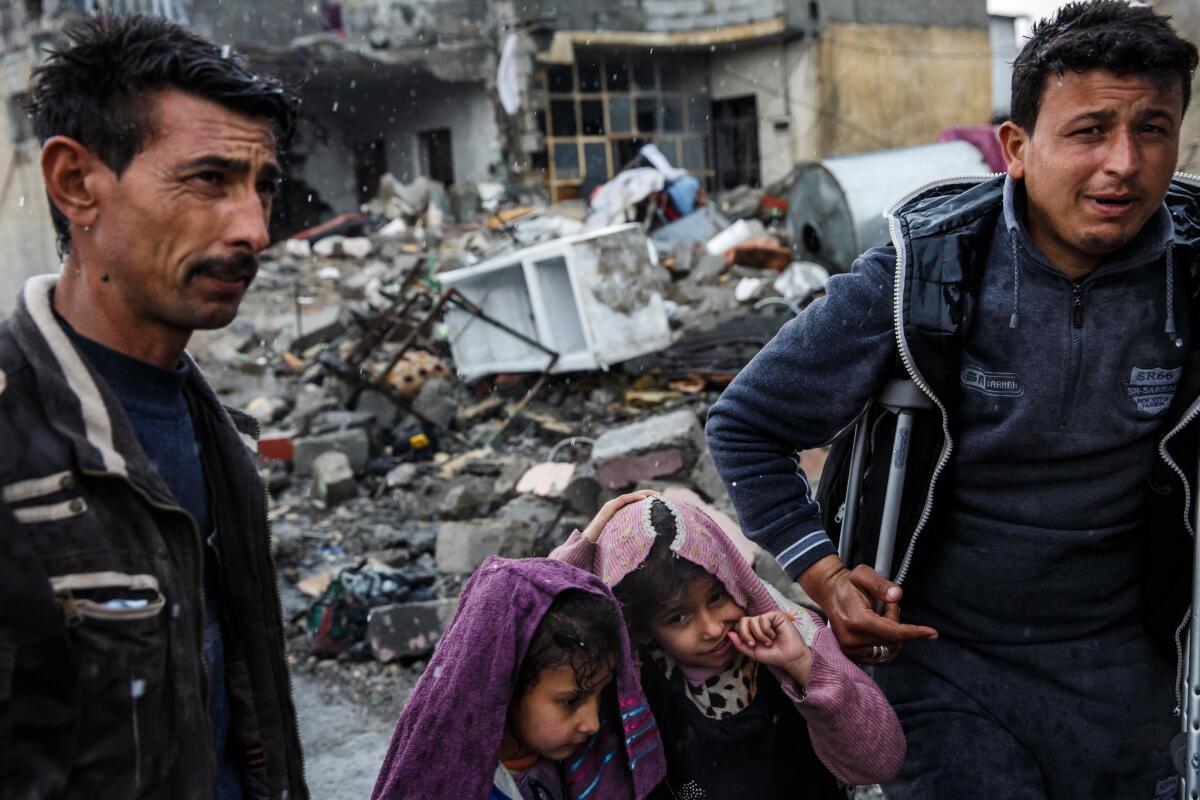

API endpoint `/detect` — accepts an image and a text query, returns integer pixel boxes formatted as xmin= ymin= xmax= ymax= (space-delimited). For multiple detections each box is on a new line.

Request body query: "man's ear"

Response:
xmin=998 ymin=121 xmax=1028 ymax=180
xmin=41 ymin=136 xmax=106 ymax=232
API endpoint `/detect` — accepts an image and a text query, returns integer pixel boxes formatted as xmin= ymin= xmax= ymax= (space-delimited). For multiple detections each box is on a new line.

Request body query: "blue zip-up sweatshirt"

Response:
xmin=706 ymin=176 xmax=1187 ymax=641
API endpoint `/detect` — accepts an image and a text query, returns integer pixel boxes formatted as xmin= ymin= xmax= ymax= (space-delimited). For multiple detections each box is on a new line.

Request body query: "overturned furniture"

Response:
xmin=438 ymin=223 xmax=673 ymax=379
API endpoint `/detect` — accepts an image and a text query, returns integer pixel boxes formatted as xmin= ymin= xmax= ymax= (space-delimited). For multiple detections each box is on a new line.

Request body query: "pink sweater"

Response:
xmin=550 ymin=507 xmax=905 ymax=787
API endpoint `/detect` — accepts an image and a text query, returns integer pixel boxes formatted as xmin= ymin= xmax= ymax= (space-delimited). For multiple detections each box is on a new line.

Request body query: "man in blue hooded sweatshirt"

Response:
xmin=706 ymin=2 xmax=1200 ymax=796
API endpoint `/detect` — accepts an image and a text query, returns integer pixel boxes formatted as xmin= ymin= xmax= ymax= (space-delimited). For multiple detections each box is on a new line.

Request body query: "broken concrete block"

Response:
xmin=689 ymin=449 xmax=728 ymax=503
xmin=308 ymin=409 xmax=376 ymax=435
xmin=288 ymin=306 xmax=345 ymax=354
xmin=563 ymin=461 xmax=601 ymax=515
xmin=435 ymin=519 xmax=538 ymax=574
xmin=596 ymin=449 xmax=685 ymax=490
xmin=493 ymin=456 xmax=536 ymax=500
xmin=438 ymin=477 xmax=493 ymax=519
xmin=354 ymin=389 xmax=400 ymax=430
xmin=497 ymin=495 xmax=563 ymax=536
xmin=312 ymin=450 xmax=357 ymax=505
xmin=367 ymin=598 xmax=459 ymax=662
xmin=592 ymin=409 xmax=704 ymax=465
xmin=386 ymin=463 xmax=419 ymax=489
xmin=293 ymin=428 xmax=370 ymax=477
xmin=412 ymin=378 xmax=457 ymax=430
xmin=516 ymin=462 xmax=576 ymax=498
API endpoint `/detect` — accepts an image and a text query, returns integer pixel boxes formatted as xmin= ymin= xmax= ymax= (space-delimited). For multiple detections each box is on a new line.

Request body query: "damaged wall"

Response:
xmin=342 ymin=0 xmax=491 ymax=46
xmin=0 ymin=49 xmax=59 ymax=314
xmin=290 ymin=72 xmax=502 ymax=216
xmin=1153 ymin=0 xmax=1200 ymax=172
xmin=708 ymin=38 xmax=820 ymax=186
xmin=814 ymin=22 xmax=992 ymax=156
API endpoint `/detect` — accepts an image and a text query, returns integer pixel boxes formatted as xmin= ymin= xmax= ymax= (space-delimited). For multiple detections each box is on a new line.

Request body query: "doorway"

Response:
xmin=711 ymin=96 xmax=760 ymax=191
xmin=417 ymin=128 xmax=454 ymax=186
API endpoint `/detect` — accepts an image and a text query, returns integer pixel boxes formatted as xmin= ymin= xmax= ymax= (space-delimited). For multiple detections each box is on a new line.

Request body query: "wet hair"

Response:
xmin=27 ymin=14 xmax=301 ymax=253
xmin=612 ymin=499 xmax=712 ymax=640
xmin=514 ymin=589 xmax=622 ymax=697
xmin=1010 ymin=0 xmax=1199 ymax=132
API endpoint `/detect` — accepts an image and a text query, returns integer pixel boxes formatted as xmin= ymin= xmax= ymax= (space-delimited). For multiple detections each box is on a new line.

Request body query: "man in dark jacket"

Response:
xmin=707 ymin=2 xmax=1200 ymax=796
xmin=0 ymin=15 xmax=306 ymax=799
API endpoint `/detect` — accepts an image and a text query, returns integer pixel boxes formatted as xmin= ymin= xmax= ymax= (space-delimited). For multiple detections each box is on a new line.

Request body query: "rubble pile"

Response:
xmin=189 ymin=159 xmax=829 ymax=705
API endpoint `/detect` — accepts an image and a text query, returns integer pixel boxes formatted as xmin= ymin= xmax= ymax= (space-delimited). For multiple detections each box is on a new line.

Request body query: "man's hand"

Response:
xmin=729 ymin=610 xmax=814 ymax=688
xmin=799 ymin=554 xmax=937 ymax=665
xmin=580 ymin=490 xmax=659 ymax=543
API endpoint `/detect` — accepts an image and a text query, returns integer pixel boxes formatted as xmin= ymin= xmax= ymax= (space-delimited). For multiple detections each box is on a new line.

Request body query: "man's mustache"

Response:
xmin=186 ymin=253 xmax=259 ymax=285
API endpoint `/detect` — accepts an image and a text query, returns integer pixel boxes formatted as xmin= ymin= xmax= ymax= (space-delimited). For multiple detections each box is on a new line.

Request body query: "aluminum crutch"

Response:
xmin=837 ymin=411 xmax=870 ymax=567
xmin=871 ymin=378 xmax=935 ymax=588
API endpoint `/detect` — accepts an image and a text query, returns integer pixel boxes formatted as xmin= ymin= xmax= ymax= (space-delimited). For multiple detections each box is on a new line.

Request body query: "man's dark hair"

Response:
xmin=27 ymin=14 xmax=300 ymax=252
xmin=1010 ymin=0 xmax=1198 ymax=132
xmin=514 ymin=589 xmax=622 ymax=697
xmin=612 ymin=499 xmax=713 ymax=641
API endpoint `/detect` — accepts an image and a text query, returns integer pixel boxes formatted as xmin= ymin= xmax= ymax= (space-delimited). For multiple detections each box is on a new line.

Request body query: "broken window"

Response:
xmin=547 ymin=65 xmax=573 ymax=93
xmin=539 ymin=49 xmax=712 ymax=202
xmin=580 ymin=100 xmax=605 ymax=135
xmin=608 ymin=96 xmax=631 ymax=133
xmin=550 ymin=99 xmax=577 ymax=136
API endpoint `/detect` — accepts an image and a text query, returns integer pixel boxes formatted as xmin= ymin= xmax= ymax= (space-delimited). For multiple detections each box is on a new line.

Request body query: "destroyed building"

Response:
xmin=0 ymin=0 xmax=1002 ymax=311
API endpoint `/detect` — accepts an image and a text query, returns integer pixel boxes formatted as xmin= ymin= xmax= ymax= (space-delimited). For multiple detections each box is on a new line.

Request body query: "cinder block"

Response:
xmin=595 ymin=449 xmax=685 ymax=490
xmin=435 ymin=519 xmax=538 ymax=574
xmin=293 ymin=428 xmax=370 ymax=476
xmin=311 ymin=450 xmax=357 ymax=505
xmin=368 ymin=599 xmax=459 ymax=662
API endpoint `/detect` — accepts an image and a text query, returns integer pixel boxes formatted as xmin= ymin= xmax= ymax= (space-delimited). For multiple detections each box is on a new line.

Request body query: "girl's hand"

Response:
xmin=581 ymin=490 xmax=659 ymax=543
xmin=728 ymin=610 xmax=813 ymax=688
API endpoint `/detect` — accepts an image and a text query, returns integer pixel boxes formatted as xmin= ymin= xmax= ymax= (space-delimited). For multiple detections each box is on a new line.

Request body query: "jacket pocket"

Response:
xmin=50 ymin=572 xmax=171 ymax=795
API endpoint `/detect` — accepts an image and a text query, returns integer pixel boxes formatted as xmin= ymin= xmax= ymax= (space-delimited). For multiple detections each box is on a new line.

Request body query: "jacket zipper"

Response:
xmin=882 ymin=174 xmax=999 ymax=583
xmin=79 ymin=467 xmax=216 ymax=793
xmin=1155 ymin=172 xmax=1200 ymax=714
xmin=1060 ymin=282 xmax=1086 ymax=425
xmin=884 ymin=170 xmax=1200 ymax=715
xmin=256 ymin=418 xmax=309 ymax=795
xmin=1159 ymin=396 xmax=1200 ymax=714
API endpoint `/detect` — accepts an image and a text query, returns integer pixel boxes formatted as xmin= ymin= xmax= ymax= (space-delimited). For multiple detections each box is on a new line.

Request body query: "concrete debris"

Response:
xmin=592 ymin=409 xmax=705 ymax=465
xmin=312 ymin=450 xmax=358 ymax=505
xmin=515 ymin=462 xmax=575 ymax=498
xmin=367 ymin=598 xmax=459 ymax=662
xmin=706 ymin=218 xmax=766 ymax=256
xmin=293 ymin=428 xmax=371 ymax=477
xmin=385 ymin=463 xmax=419 ymax=489
xmin=181 ymin=147 xmax=829 ymax=691
xmin=313 ymin=236 xmax=373 ymax=260
xmin=435 ymin=519 xmax=538 ymax=574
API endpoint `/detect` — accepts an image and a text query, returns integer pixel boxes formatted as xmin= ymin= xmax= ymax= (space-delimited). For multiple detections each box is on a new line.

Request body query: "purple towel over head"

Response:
xmin=371 ymin=556 xmax=665 ymax=800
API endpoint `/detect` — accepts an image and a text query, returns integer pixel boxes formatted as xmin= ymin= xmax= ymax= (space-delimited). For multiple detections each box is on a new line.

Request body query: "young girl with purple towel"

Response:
xmin=552 ymin=494 xmax=905 ymax=799
xmin=371 ymin=554 xmax=666 ymax=800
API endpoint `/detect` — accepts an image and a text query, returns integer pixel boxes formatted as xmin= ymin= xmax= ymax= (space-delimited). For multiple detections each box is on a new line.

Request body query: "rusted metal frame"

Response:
xmin=435 ymin=292 xmax=563 ymax=446
xmin=374 ymin=291 xmax=455 ymax=388
xmin=488 ymin=353 xmax=559 ymax=445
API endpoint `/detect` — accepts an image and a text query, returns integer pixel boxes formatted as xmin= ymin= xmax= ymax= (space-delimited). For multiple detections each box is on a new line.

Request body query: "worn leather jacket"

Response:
xmin=0 ymin=275 xmax=307 ymax=799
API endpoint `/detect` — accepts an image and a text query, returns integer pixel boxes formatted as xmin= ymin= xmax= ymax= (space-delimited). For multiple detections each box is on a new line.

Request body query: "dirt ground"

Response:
xmin=292 ymin=667 xmax=399 ymax=800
